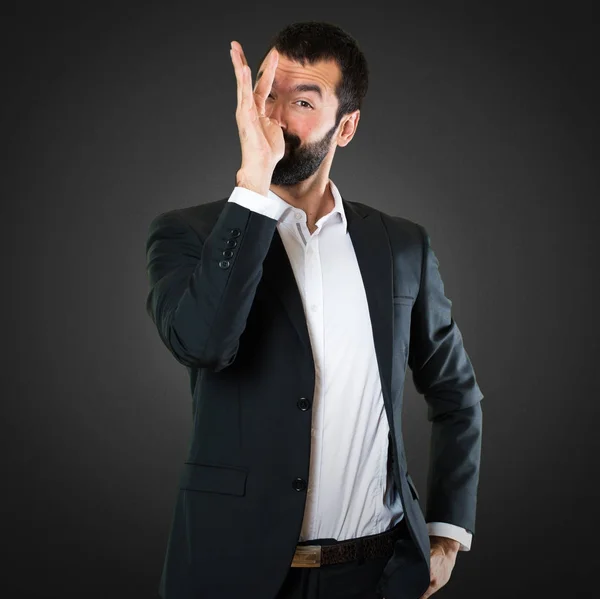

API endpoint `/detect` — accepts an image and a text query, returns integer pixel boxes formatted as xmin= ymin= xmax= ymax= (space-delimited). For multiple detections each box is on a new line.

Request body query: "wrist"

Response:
xmin=430 ymin=535 xmax=460 ymax=555
xmin=236 ymin=167 xmax=272 ymax=196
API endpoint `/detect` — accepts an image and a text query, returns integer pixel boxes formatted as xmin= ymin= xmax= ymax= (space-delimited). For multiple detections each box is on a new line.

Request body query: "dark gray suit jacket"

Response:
xmin=145 ymin=196 xmax=484 ymax=599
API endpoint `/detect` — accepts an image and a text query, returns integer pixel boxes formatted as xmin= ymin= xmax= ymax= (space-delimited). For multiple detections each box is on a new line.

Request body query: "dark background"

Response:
xmin=4 ymin=2 xmax=599 ymax=598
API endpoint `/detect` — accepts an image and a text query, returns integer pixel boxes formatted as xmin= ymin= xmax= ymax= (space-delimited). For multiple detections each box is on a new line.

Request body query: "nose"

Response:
xmin=265 ymin=97 xmax=286 ymax=127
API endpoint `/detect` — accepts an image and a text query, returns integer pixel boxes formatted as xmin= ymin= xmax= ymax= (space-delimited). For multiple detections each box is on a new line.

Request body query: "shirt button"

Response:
xmin=292 ymin=478 xmax=307 ymax=492
xmin=311 ymin=304 xmax=318 ymax=311
xmin=295 ymin=212 xmax=302 ymax=220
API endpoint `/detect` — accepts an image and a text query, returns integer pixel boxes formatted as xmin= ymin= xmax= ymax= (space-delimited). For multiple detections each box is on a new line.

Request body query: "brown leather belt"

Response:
xmin=291 ymin=518 xmax=408 ymax=568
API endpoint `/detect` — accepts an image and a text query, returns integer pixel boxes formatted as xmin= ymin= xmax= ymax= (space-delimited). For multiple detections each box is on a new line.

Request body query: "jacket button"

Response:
xmin=297 ymin=398 xmax=311 ymax=411
xmin=226 ymin=239 xmax=238 ymax=248
xmin=229 ymin=228 xmax=241 ymax=237
xmin=222 ymin=249 xmax=234 ymax=258
xmin=292 ymin=478 xmax=307 ymax=492
xmin=218 ymin=260 xmax=230 ymax=269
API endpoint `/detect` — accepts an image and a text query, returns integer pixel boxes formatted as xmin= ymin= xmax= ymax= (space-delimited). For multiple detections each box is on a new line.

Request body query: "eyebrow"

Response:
xmin=255 ymin=71 xmax=324 ymax=100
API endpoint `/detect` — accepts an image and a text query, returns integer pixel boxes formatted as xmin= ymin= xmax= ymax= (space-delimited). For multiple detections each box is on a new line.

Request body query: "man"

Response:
xmin=145 ymin=21 xmax=483 ymax=599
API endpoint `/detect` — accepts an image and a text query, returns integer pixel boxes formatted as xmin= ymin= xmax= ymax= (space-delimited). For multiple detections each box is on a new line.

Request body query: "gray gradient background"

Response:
xmin=4 ymin=2 xmax=599 ymax=598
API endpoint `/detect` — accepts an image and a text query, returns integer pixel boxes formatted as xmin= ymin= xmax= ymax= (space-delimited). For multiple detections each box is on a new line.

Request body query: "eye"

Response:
xmin=266 ymin=94 xmax=313 ymax=109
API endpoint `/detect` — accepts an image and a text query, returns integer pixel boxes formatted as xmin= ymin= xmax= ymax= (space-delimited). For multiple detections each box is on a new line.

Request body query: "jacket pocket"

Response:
xmin=179 ymin=462 xmax=248 ymax=496
xmin=406 ymin=473 xmax=420 ymax=501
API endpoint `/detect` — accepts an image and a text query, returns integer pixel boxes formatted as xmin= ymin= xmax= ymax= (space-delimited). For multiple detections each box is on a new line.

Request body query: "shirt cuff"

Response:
xmin=228 ymin=186 xmax=288 ymax=222
xmin=427 ymin=522 xmax=472 ymax=551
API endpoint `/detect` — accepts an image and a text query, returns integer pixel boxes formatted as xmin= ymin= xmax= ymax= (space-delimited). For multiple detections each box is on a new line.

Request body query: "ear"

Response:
xmin=337 ymin=110 xmax=360 ymax=147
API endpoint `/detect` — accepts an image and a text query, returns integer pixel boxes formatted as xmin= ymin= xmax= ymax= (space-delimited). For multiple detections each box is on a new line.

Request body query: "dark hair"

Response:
xmin=255 ymin=21 xmax=369 ymax=128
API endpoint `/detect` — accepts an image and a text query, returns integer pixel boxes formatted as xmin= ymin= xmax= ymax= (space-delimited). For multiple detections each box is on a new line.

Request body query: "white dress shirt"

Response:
xmin=227 ymin=179 xmax=472 ymax=551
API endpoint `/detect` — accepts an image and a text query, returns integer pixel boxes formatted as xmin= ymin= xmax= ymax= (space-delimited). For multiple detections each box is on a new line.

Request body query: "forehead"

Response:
xmin=256 ymin=54 xmax=340 ymax=99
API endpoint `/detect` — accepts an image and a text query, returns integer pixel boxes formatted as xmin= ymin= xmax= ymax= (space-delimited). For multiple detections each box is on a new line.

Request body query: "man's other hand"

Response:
xmin=419 ymin=536 xmax=459 ymax=598
xmin=381 ymin=536 xmax=459 ymax=599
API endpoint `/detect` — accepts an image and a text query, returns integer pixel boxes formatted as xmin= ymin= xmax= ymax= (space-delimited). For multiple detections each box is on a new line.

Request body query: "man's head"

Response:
xmin=253 ymin=21 xmax=369 ymax=186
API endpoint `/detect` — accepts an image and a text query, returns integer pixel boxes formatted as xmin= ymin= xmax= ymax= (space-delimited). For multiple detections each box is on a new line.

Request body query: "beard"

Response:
xmin=270 ymin=120 xmax=339 ymax=186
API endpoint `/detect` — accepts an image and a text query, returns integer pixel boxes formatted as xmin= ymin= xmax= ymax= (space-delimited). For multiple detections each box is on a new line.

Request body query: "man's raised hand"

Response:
xmin=230 ymin=41 xmax=285 ymax=181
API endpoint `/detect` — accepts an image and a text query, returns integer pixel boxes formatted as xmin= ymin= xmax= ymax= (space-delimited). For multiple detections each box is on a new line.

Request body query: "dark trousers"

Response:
xmin=275 ymin=518 xmax=410 ymax=599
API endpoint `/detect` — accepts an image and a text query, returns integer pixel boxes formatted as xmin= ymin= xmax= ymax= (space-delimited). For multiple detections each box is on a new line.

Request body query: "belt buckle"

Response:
xmin=291 ymin=544 xmax=322 ymax=568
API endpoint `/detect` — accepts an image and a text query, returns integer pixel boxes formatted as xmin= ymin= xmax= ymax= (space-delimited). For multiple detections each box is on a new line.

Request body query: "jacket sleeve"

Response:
xmin=145 ymin=200 xmax=279 ymax=371
xmin=408 ymin=224 xmax=484 ymax=534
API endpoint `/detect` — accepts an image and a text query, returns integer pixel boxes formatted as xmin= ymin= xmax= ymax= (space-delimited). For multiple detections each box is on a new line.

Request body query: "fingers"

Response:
xmin=231 ymin=41 xmax=279 ymax=118
xmin=254 ymin=47 xmax=278 ymax=117
xmin=230 ymin=41 xmax=257 ymax=116
xmin=231 ymin=40 xmax=247 ymax=67
xmin=230 ymin=42 xmax=247 ymax=113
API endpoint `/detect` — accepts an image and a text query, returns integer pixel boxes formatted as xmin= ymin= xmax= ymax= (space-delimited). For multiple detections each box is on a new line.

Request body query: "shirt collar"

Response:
xmin=266 ymin=179 xmax=348 ymax=235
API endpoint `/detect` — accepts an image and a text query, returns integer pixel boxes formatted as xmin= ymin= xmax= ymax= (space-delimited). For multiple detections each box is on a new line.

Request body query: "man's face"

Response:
xmin=254 ymin=52 xmax=343 ymax=186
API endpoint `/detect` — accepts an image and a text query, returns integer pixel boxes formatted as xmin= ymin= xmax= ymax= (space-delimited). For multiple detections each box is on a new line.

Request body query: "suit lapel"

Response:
xmin=260 ymin=197 xmax=394 ymax=403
